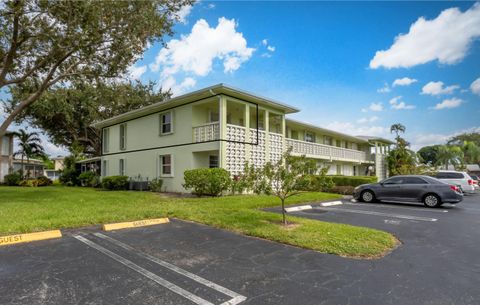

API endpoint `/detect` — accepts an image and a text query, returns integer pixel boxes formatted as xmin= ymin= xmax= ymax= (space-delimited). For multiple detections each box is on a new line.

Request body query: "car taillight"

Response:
xmin=468 ymin=179 xmax=473 ymax=185
xmin=450 ymin=185 xmax=460 ymax=192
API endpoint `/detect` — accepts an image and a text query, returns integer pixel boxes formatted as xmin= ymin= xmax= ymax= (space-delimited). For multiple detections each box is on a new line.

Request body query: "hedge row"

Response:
xmin=328 ymin=175 xmax=377 ymax=187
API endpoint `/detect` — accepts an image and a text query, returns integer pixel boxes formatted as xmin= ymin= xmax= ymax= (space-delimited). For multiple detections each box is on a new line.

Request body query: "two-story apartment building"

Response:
xmin=0 ymin=132 xmax=14 ymax=182
xmin=93 ymin=84 xmax=393 ymax=192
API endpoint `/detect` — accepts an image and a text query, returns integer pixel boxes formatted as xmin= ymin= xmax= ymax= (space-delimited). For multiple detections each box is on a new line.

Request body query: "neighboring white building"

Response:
xmin=0 ymin=133 xmax=14 ymax=182
xmin=93 ymin=84 xmax=393 ymax=192
xmin=44 ymin=157 xmax=65 ymax=180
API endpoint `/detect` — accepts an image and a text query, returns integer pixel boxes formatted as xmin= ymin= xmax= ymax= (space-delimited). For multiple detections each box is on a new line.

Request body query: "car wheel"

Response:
xmin=361 ymin=190 xmax=375 ymax=203
xmin=423 ymin=194 xmax=441 ymax=208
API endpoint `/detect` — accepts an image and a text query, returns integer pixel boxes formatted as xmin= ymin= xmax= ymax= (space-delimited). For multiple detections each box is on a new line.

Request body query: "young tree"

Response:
xmin=0 ymin=0 xmax=191 ymax=148
xmin=13 ymin=128 xmax=44 ymax=178
xmin=251 ymin=149 xmax=318 ymax=225
xmin=6 ymin=81 xmax=170 ymax=155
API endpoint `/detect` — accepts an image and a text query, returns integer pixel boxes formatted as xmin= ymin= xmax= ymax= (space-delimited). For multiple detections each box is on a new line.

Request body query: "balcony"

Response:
xmin=286 ymin=138 xmax=372 ymax=163
xmin=193 ymin=122 xmax=220 ymax=142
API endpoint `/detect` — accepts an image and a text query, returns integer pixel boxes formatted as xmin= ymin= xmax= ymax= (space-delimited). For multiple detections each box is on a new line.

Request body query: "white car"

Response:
xmin=433 ymin=171 xmax=476 ymax=194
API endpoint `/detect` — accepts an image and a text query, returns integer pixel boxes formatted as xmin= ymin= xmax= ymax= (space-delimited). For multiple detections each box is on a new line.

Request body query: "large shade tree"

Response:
xmin=7 ymin=81 xmax=170 ymax=155
xmin=0 ymin=0 xmax=191 ymax=150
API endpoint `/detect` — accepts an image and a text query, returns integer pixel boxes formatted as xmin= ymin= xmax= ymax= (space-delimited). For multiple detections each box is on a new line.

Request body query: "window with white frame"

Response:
xmin=102 ymin=128 xmax=109 ymax=153
xmin=119 ymin=159 xmax=125 ymax=176
xmin=209 ymin=155 xmax=219 ymax=168
xmin=160 ymin=112 xmax=173 ymax=135
xmin=160 ymin=154 xmax=172 ymax=176
xmin=305 ymin=132 xmax=316 ymax=143
xmin=119 ymin=124 xmax=126 ymax=150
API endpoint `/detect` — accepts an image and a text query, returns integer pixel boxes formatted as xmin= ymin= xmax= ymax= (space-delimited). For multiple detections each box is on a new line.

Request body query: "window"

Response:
xmin=160 ymin=154 xmax=172 ymax=176
xmin=102 ymin=160 xmax=108 ymax=176
xmin=209 ymin=155 xmax=219 ymax=168
xmin=119 ymin=124 xmax=127 ymax=150
xmin=305 ymin=132 xmax=316 ymax=143
xmin=160 ymin=112 xmax=173 ymax=135
xmin=336 ymin=165 xmax=342 ymax=175
xmin=119 ymin=159 xmax=125 ymax=176
xmin=209 ymin=111 xmax=219 ymax=122
xmin=102 ymin=128 xmax=109 ymax=153
xmin=324 ymin=136 xmax=332 ymax=146
xmin=436 ymin=172 xmax=464 ymax=179
xmin=403 ymin=177 xmax=428 ymax=184
xmin=383 ymin=177 xmax=404 ymax=184
xmin=291 ymin=130 xmax=298 ymax=140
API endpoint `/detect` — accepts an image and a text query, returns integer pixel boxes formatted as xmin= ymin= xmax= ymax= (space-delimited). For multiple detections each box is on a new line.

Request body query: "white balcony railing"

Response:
xmin=193 ymin=122 xmax=220 ymax=142
xmin=286 ymin=138 xmax=371 ymax=163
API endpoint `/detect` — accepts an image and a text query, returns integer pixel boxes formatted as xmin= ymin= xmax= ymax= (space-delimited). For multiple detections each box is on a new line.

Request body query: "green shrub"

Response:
xmin=79 ymin=171 xmax=101 ymax=187
xmin=19 ymin=179 xmax=39 ymax=187
xmin=297 ymin=174 xmax=335 ymax=192
xmin=328 ymin=175 xmax=377 ymax=187
xmin=183 ymin=168 xmax=231 ymax=196
xmin=36 ymin=176 xmax=53 ymax=187
xmin=149 ymin=178 xmax=163 ymax=192
xmin=102 ymin=175 xmax=129 ymax=190
xmin=59 ymin=168 xmax=81 ymax=186
xmin=4 ymin=172 xmax=22 ymax=186
xmin=328 ymin=185 xmax=355 ymax=195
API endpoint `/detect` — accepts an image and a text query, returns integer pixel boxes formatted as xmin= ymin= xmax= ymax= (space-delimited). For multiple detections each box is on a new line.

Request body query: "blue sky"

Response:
xmin=131 ymin=1 xmax=480 ymax=151
xmin=3 ymin=1 xmax=480 ymax=155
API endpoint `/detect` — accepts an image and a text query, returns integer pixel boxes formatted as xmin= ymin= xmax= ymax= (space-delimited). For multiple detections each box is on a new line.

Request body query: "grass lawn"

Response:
xmin=0 ymin=186 xmax=398 ymax=258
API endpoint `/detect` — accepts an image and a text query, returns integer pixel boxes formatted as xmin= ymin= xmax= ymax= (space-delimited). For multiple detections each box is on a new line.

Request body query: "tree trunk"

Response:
xmin=281 ymin=198 xmax=287 ymax=225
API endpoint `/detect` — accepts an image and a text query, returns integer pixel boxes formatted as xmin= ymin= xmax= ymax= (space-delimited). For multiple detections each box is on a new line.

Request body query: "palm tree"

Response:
xmin=390 ymin=123 xmax=406 ymax=139
xmin=462 ymin=141 xmax=480 ymax=164
xmin=13 ymin=129 xmax=45 ymax=178
xmin=435 ymin=145 xmax=464 ymax=170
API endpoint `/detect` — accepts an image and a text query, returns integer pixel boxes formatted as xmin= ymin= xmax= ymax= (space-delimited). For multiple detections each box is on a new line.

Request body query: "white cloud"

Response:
xmin=262 ymin=39 xmax=268 ymax=46
xmin=370 ymin=3 xmax=480 ymax=69
xmin=162 ymin=76 xmax=197 ymax=96
xmin=150 ymin=17 xmax=254 ymax=95
xmin=357 ymin=116 xmax=379 ymax=124
xmin=267 ymin=45 xmax=275 ymax=52
xmin=127 ymin=65 xmax=147 ymax=80
xmin=410 ymin=126 xmax=480 ymax=151
xmin=326 ymin=121 xmax=389 ymax=137
xmin=377 ymin=83 xmax=391 ymax=93
xmin=392 ymin=77 xmax=417 ymax=87
xmin=389 ymin=96 xmax=416 ymax=110
xmin=368 ymin=102 xmax=384 ymax=112
xmin=207 ymin=3 xmax=215 ymax=9
xmin=433 ymin=97 xmax=463 ymax=110
xmin=421 ymin=81 xmax=460 ymax=95
xmin=175 ymin=5 xmax=193 ymax=24
xmin=150 ymin=18 xmax=254 ymax=77
xmin=471 ymin=77 xmax=480 ymax=95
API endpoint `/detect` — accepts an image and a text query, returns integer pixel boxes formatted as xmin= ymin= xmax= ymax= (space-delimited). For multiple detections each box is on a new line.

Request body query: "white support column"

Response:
xmin=244 ymin=104 xmax=251 ymax=164
xmin=264 ymin=110 xmax=270 ymax=163
xmin=219 ymin=96 xmax=227 ymax=169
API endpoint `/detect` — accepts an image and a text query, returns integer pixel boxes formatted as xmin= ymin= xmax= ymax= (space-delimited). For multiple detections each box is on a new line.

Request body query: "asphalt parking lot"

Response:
xmin=1 ymin=194 xmax=480 ymax=305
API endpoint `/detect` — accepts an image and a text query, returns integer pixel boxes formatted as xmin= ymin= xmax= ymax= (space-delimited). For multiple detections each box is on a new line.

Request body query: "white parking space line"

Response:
xmin=345 ymin=201 xmax=449 ymax=213
xmin=94 ymin=233 xmax=246 ymax=305
xmin=74 ymin=235 xmax=246 ymax=305
xmin=285 ymin=205 xmax=312 ymax=212
xmin=311 ymin=207 xmax=438 ymax=222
